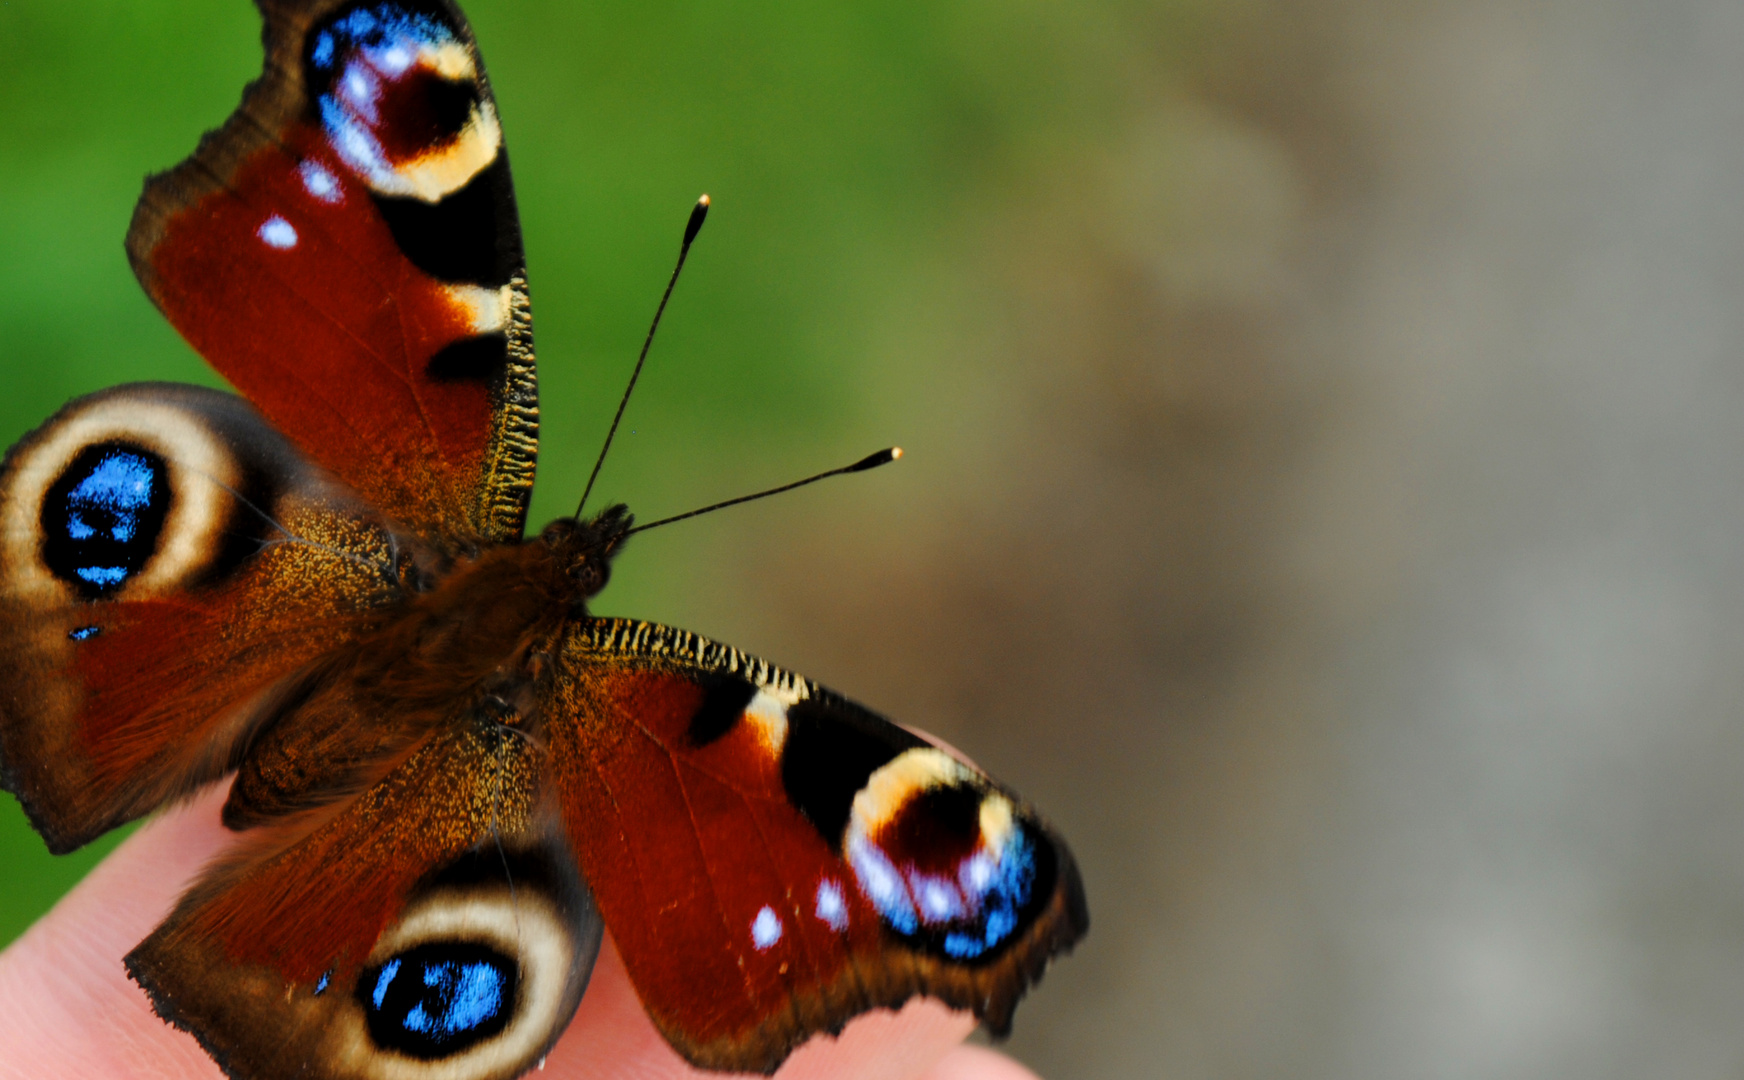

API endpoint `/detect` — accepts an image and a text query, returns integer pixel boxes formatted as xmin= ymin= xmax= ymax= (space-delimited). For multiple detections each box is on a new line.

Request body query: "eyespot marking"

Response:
xmin=332 ymin=878 xmax=602 ymax=1078
xmin=843 ymin=747 xmax=1054 ymax=961
xmin=40 ymin=443 xmax=171 ymax=599
xmin=307 ymin=1 xmax=500 ymax=201
xmin=3 ymin=390 xmax=264 ymax=605
xmin=358 ymin=941 xmax=518 ymax=1059
xmin=779 ymin=696 xmax=928 ymax=846
xmin=373 ymin=153 xmax=518 ymax=285
xmin=68 ymin=625 xmax=100 ymax=641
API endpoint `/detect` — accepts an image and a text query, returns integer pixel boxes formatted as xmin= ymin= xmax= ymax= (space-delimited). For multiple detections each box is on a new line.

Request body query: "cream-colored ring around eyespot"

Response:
xmin=381 ymin=100 xmax=501 ymax=203
xmin=846 ymin=747 xmax=1020 ymax=854
xmin=330 ymin=41 xmax=502 ymax=204
xmin=324 ymin=886 xmax=576 ymax=1080
xmin=0 ymin=397 xmax=239 ymax=604
xmin=848 ymin=747 xmax=975 ymax=834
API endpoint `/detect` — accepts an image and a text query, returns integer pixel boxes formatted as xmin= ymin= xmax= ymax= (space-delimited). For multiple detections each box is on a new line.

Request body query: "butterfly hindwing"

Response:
xmin=126 ymin=0 xmax=538 ymax=545
xmin=128 ymin=709 xmax=604 ymax=1080
xmin=0 ymin=382 xmax=411 ymax=852
xmin=544 ymin=618 xmax=1088 ymax=1074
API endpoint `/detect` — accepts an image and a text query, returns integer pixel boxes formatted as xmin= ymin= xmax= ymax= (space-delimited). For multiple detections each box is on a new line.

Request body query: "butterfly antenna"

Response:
xmin=577 ymin=194 xmax=711 ymax=518
xmin=623 ymin=447 xmax=902 ymax=537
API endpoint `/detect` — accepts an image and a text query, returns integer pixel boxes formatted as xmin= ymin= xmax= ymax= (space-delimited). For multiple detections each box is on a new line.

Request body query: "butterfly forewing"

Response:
xmin=126 ymin=0 xmax=538 ymax=546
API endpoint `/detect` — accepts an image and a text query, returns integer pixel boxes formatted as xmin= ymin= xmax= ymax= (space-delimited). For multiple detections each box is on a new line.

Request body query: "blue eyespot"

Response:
xmin=846 ymin=783 xmax=1052 ymax=963
xmin=68 ymin=625 xmax=101 ymax=641
xmin=41 ymin=443 xmax=171 ymax=599
xmin=305 ymin=1 xmax=480 ymax=195
xmin=939 ymin=832 xmax=1037 ymax=959
xmin=309 ymin=2 xmax=452 ymax=76
xmin=359 ymin=942 xmax=518 ymax=1059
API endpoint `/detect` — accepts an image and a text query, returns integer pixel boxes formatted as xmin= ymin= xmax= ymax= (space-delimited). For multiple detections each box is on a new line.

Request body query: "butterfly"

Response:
xmin=0 ymin=1 xmax=1087 ymax=1078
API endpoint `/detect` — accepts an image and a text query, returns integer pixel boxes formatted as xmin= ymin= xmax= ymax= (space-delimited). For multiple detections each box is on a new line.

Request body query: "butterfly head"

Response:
xmin=539 ymin=504 xmax=634 ymax=601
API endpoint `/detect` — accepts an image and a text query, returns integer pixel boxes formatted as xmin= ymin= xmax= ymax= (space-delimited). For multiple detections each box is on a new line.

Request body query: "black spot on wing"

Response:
xmin=427 ymin=334 xmax=507 ymax=382
xmin=408 ymin=73 xmax=480 ymax=147
xmin=373 ymin=153 xmax=519 ymax=286
xmin=41 ymin=442 xmax=171 ymax=600
xmin=685 ymin=675 xmax=759 ymax=748
xmin=358 ymin=941 xmax=519 ymax=1059
xmin=780 ymin=696 xmax=928 ymax=848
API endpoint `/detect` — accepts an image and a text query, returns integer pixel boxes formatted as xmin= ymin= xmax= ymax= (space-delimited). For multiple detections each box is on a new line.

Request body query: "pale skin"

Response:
xmin=0 ymin=784 xmax=1039 ymax=1080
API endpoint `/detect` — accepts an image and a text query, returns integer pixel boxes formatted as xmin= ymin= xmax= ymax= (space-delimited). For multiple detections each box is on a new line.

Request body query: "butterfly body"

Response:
xmin=220 ymin=509 xmax=623 ymax=833
xmin=0 ymin=1 xmax=1086 ymax=1077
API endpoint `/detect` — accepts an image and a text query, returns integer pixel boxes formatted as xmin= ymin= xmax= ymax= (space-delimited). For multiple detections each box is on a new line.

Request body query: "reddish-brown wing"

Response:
xmin=544 ymin=619 xmax=1088 ymax=1075
xmin=128 ymin=713 xmax=604 ymax=1080
xmin=0 ymin=383 xmax=410 ymax=852
xmin=126 ymin=0 xmax=538 ymax=545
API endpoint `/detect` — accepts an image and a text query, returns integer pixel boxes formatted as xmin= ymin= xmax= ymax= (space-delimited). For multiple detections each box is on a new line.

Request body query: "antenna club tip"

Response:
xmin=846 ymin=447 xmax=901 ymax=472
xmin=683 ymin=197 xmax=711 ymax=247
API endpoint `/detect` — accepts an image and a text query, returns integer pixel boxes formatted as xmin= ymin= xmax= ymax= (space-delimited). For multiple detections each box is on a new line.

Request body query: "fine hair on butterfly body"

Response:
xmin=0 ymin=2 xmax=1088 ymax=1079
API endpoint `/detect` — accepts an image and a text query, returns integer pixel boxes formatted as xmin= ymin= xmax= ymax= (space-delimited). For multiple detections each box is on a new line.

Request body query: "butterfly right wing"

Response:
xmin=0 ymin=382 xmax=413 ymax=852
xmin=541 ymin=618 xmax=1088 ymax=1074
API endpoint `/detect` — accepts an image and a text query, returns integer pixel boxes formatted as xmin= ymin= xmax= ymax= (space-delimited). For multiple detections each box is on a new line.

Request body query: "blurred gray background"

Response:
xmin=729 ymin=0 xmax=1744 ymax=1076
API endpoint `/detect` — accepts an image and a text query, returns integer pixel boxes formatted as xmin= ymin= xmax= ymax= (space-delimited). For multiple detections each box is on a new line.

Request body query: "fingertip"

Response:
xmin=0 ymin=783 xmax=233 ymax=1078
xmin=919 ymin=1044 xmax=1044 ymax=1080
xmin=774 ymin=997 xmax=976 ymax=1080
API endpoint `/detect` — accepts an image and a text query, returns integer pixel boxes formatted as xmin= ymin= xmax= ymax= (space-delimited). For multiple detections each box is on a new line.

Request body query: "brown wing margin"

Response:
xmin=126 ymin=0 xmax=538 ymax=545
xmin=543 ymin=617 xmax=1088 ymax=1073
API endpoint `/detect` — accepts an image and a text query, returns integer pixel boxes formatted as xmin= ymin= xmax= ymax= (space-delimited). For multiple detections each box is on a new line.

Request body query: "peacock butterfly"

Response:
xmin=0 ymin=2 xmax=1087 ymax=1078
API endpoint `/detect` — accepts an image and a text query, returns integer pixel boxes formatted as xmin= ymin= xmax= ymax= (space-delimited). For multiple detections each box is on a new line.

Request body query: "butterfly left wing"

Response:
xmin=128 ymin=708 xmax=604 ymax=1080
xmin=0 ymin=383 xmax=412 ymax=853
xmin=544 ymin=618 xmax=1088 ymax=1075
xmin=126 ymin=0 xmax=538 ymax=544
